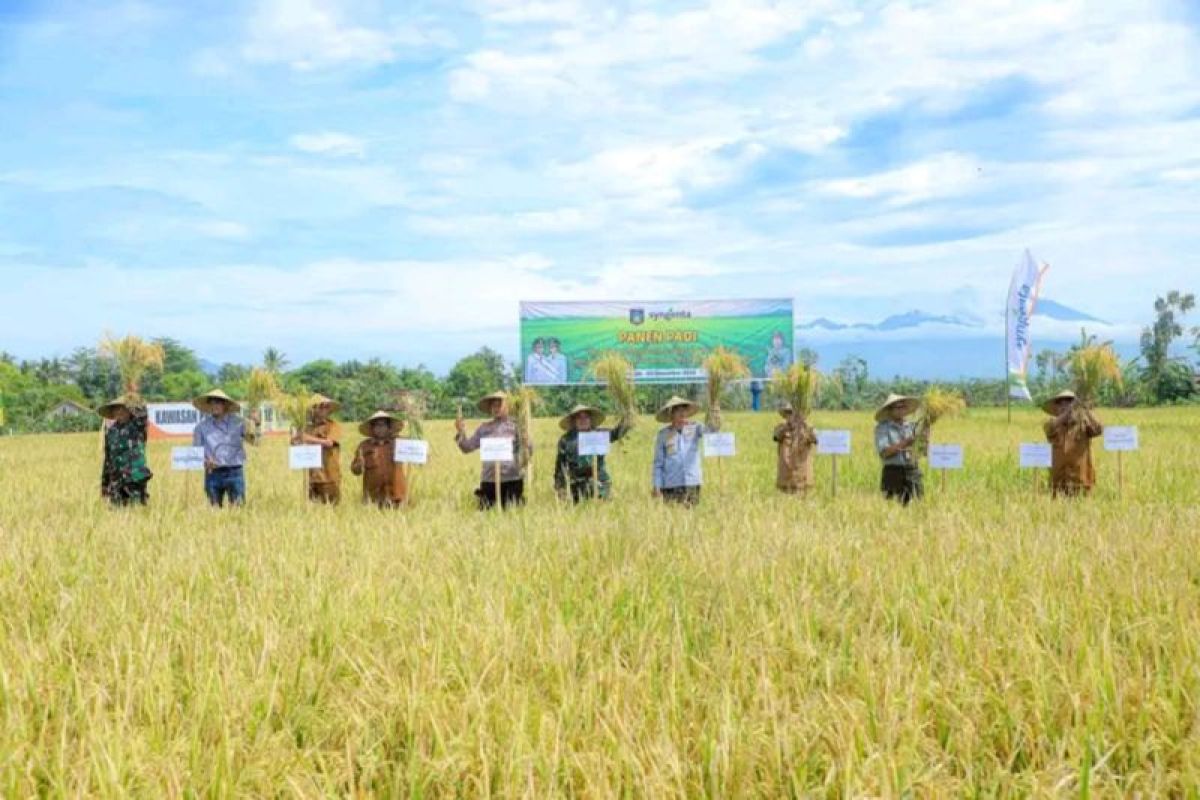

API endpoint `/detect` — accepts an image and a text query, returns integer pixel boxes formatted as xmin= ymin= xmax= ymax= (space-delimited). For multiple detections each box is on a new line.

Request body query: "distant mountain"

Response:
xmin=198 ymin=358 xmax=221 ymax=377
xmin=797 ymin=309 xmax=983 ymax=333
xmin=1035 ymin=298 xmax=1106 ymax=324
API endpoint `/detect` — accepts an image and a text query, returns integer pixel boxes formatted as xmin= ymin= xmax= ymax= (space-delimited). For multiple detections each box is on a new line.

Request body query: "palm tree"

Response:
xmin=262 ymin=347 xmax=289 ymax=375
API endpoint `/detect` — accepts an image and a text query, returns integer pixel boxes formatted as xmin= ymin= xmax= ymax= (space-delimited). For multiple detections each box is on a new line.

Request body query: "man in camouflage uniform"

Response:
xmin=554 ymin=404 xmax=630 ymax=502
xmin=99 ymin=395 xmax=153 ymax=506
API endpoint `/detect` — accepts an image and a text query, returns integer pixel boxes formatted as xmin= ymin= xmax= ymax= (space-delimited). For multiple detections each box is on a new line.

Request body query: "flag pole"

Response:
xmin=1005 ymin=301 xmax=1012 ymax=424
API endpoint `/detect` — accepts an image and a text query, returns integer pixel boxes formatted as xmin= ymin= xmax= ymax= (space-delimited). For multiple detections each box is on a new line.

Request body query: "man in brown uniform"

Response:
xmin=1042 ymin=389 xmax=1104 ymax=497
xmin=293 ymin=393 xmax=342 ymax=504
xmin=350 ymin=411 xmax=408 ymax=508
xmin=773 ymin=403 xmax=818 ymax=494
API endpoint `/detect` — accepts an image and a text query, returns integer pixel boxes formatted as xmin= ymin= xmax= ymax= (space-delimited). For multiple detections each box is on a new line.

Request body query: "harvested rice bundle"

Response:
xmin=702 ymin=347 xmax=749 ymax=427
xmin=589 ymin=352 xmax=638 ymax=429
xmin=244 ymin=368 xmax=278 ymax=445
xmin=1069 ymin=343 xmax=1122 ymax=405
xmin=508 ymin=386 xmax=541 ymax=473
xmin=276 ymin=390 xmax=312 ymax=439
xmin=914 ymin=387 xmax=966 ymax=455
xmin=98 ymin=333 xmax=164 ymax=399
xmin=769 ymin=363 xmax=822 ymax=417
xmin=392 ymin=390 xmax=428 ymax=440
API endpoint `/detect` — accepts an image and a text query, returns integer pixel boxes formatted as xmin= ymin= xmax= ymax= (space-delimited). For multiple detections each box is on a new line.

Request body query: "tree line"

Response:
xmin=2 ymin=291 xmax=1196 ymax=434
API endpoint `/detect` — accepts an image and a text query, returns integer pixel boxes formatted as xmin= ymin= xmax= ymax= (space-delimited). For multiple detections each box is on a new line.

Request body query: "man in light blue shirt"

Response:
xmin=192 ymin=389 xmax=258 ymax=507
xmin=651 ymin=395 xmax=721 ymax=506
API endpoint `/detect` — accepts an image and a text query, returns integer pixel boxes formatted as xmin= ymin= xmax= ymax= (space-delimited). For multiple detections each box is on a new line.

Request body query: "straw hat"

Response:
xmin=874 ymin=393 xmax=918 ymax=423
xmin=358 ymin=410 xmax=404 ymax=438
xmin=309 ymin=392 xmax=341 ymax=413
xmin=655 ymin=395 xmax=700 ymax=424
xmin=97 ymin=395 xmax=140 ymax=420
xmin=777 ymin=403 xmax=794 ymax=419
xmin=559 ymin=403 xmax=606 ymax=431
xmin=1041 ymin=389 xmax=1077 ymax=416
xmin=476 ymin=390 xmax=508 ymax=414
xmin=193 ymin=389 xmax=241 ymax=414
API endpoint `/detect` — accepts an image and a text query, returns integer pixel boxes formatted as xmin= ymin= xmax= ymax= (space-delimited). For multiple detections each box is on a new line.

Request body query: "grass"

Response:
xmin=1 ymin=407 xmax=1198 ymax=795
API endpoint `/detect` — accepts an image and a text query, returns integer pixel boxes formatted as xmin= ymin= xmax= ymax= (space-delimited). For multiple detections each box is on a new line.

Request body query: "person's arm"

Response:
xmin=1084 ymin=412 xmax=1104 ymax=438
xmin=876 ymin=424 xmax=912 ymax=459
xmin=651 ymin=430 xmax=665 ymax=493
xmin=554 ymin=437 xmax=568 ymax=494
xmin=350 ymin=443 xmax=365 ymax=476
xmin=704 ymin=406 xmax=722 ymax=433
xmin=456 ymin=423 xmax=482 ymax=453
xmin=1044 ymin=417 xmax=1062 ymax=444
xmin=609 ymin=416 xmax=631 ymax=443
xmin=773 ymin=423 xmax=787 ymax=443
xmin=240 ymin=416 xmax=257 ymax=444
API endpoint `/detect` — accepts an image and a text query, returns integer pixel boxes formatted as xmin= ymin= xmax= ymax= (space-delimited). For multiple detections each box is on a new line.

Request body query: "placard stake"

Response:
xmin=494 ymin=461 xmax=502 ymax=508
xmin=831 ymin=454 xmax=838 ymax=498
xmin=1117 ymin=450 xmax=1123 ymax=497
xmin=592 ymin=455 xmax=599 ymax=500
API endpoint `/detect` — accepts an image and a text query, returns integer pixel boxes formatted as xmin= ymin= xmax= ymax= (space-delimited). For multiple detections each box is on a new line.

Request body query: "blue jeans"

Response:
xmin=205 ymin=466 xmax=245 ymax=507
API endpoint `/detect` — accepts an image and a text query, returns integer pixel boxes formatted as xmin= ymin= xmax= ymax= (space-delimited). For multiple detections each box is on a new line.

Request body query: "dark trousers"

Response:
xmin=107 ymin=479 xmax=149 ymax=507
xmin=660 ymin=486 xmax=701 ymax=506
xmin=881 ymin=465 xmax=923 ymax=505
xmin=476 ymin=479 xmax=525 ymax=510
xmin=205 ymin=466 xmax=245 ymax=507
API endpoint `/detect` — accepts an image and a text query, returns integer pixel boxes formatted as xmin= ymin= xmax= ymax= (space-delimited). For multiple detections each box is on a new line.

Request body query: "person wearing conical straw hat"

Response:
xmin=291 ymin=393 xmax=342 ymax=505
xmin=553 ymin=404 xmax=631 ymax=503
xmin=98 ymin=395 xmax=152 ymax=506
xmin=773 ymin=402 xmax=818 ymax=494
xmin=1042 ymin=389 xmax=1104 ymax=498
xmin=454 ymin=390 xmax=528 ymax=509
xmin=350 ymin=411 xmax=408 ymax=508
xmin=651 ymin=395 xmax=719 ymax=506
xmin=192 ymin=388 xmax=258 ymax=507
xmin=874 ymin=393 xmax=923 ymax=504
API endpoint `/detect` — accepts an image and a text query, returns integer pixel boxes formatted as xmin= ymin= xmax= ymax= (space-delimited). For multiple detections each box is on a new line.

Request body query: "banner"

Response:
xmin=1005 ymin=251 xmax=1048 ymax=401
xmin=146 ymin=401 xmax=290 ymax=440
xmin=519 ymin=299 xmax=794 ymax=384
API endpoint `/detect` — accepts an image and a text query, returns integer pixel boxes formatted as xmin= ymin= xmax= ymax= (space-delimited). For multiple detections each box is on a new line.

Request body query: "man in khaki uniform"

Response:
xmin=351 ymin=411 xmax=408 ymax=508
xmin=773 ymin=403 xmax=818 ymax=494
xmin=1042 ymin=389 xmax=1104 ymax=497
xmin=294 ymin=393 xmax=342 ymax=505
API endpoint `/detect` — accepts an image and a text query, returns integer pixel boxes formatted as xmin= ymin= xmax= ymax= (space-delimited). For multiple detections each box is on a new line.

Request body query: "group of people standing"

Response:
xmin=97 ymin=386 xmax=1107 ymax=508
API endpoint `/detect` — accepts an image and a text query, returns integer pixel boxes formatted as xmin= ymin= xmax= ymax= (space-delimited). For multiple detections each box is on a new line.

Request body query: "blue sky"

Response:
xmin=1 ymin=0 xmax=1198 ymax=371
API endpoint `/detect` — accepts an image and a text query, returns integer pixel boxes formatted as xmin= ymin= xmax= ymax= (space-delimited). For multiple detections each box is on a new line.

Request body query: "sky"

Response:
xmin=1 ymin=0 xmax=1198 ymax=372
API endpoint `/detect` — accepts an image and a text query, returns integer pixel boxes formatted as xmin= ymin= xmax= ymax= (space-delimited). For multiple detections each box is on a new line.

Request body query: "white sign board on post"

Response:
xmin=703 ymin=432 xmax=736 ymax=458
xmin=816 ymin=429 xmax=852 ymax=455
xmin=289 ymin=444 xmax=323 ymax=470
xmin=1103 ymin=426 xmax=1139 ymax=452
xmin=393 ymin=439 xmax=429 ymax=464
xmin=480 ymin=437 xmax=514 ymax=463
xmin=171 ymin=446 xmax=206 ymax=471
xmin=577 ymin=431 xmax=611 ymax=457
xmin=928 ymin=443 xmax=964 ymax=470
xmin=1019 ymin=443 xmax=1053 ymax=469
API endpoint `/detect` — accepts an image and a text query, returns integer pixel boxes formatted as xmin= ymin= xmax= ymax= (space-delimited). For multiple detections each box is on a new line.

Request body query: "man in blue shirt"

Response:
xmin=651 ymin=395 xmax=721 ymax=506
xmin=192 ymin=389 xmax=258 ymax=507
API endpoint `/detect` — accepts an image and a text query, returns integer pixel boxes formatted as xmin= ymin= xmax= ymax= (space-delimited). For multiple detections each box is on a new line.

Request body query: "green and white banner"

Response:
xmin=519 ymin=299 xmax=795 ymax=385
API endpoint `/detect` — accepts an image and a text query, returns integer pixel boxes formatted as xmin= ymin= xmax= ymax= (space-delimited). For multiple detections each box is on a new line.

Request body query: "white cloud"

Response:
xmin=289 ymin=132 xmax=367 ymax=159
xmin=814 ymin=152 xmax=984 ymax=207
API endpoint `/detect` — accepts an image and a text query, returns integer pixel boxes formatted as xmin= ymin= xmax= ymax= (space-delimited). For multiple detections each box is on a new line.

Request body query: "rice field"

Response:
xmin=1 ymin=407 xmax=1198 ymax=796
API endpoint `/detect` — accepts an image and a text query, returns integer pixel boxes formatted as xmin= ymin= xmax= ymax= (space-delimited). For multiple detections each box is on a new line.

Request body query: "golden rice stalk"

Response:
xmin=769 ymin=363 xmax=822 ymax=417
xmin=246 ymin=369 xmax=278 ymax=415
xmin=703 ymin=347 xmax=749 ymax=419
xmin=1069 ymin=343 xmax=1122 ymax=404
xmin=98 ymin=333 xmax=164 ymax=398
xmin=276 ymin=390 xmax=312 ymax=438
xmin=508 ymin=386 xmax=541 ymax=471
xmin=589 ymin=352 xmax=638 ymax=429
xmin=914 ymin=387 xmax=966 ymax=456
xmin=392 ymin=390 xmax=427 ymax=440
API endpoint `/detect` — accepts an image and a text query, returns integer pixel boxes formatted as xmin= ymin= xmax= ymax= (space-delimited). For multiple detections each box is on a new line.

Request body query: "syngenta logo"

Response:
xmin=629 ymin=308 xmax=645 ymax=325
xmin=648 ymin=308 xmax=692 ymax=322
xmin=1013 ymin=285 xmax=1032 ymax=350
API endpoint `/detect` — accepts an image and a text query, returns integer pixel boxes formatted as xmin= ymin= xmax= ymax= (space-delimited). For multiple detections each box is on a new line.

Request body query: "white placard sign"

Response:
xmin=577 ymin=431 xmax=611 ymax=457
xmin=816 ymin=429 xmax=852 ymax=455
xmin=171 ymin=446 xmax=206 ymax=471
xmin=703 ymin=432 xmax=736 ymax=458
xmin=928 ymin=443 xmax=964 ymax=470
xmin=393 ymin=439 xmax=429 ymax=464
xmin=480 ymin=436 xmax=514 ymax=463
xmin=289 ymin=444 xmax=323 ymax=470
xmin=1103 ymin=426 xmax=1139 ymax=452
xmin=1019 ymin=443 xmax=1053 ymax=469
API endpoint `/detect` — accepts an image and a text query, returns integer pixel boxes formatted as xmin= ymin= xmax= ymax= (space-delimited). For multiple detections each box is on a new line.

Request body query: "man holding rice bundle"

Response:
xmin=351 ymin=410 xmax=408 ymax=508
xmin=773 ymin=403 xmax=818 ymax=494
xmin=455 ymin=390 xmax=528 ymax=509
xmin=874 ymin=393 xmax=924 ymax=504
xmin=651 ymin=396 xmax=720 ymax=506
xmin=554 ymin=404 xmax=631 ymax=502
xmin=99 ymin=395 xmax=152 ymax=506
xmin=293 ymin=393 xmax=342 ymax=505
xmin=1042 ymin=390 xmax=1104 ymax=497
xmin=193 ymin=389 xmax=258 ymax=507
